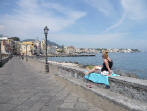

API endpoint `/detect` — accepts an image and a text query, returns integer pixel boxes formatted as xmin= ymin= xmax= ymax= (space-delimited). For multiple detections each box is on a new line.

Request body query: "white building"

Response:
xmin=48 ymin=46 xmax=57 ymax=54
xmin=40 ymin=40 xmax=45 ymax=54
xmin=65 ymin=46 xmax=76 ymax=54
xmin=34 ymin=40 xmax=41 ymax=55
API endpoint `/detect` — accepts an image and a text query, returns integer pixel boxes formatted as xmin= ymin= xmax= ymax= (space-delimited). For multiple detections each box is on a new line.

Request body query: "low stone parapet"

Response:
xmin=48 ymin=61 xmax=147 ymax=103
xmin=0 ymin=56 xmax=12 ymax=67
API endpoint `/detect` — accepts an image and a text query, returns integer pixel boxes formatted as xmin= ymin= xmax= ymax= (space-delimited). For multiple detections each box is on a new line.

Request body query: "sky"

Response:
xmin=0 ymin=0 xmax=147 ymax=50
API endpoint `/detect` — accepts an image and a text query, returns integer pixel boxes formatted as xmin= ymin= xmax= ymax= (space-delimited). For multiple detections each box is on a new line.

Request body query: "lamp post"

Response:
xmin=44 ymin=26 xmax=49 ymax=72
xmin=25 ymin=44 xmax=28 ymax=62
xmin=0 ymin=40 xmax=2 ymax=62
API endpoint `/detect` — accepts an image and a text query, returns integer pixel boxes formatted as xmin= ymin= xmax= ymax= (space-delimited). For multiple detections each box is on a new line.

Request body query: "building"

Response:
xmin=0 ymin=37 xmax=14 ymax=55
xmin=40 ymin=40 xmax=46 ymax=55
xmin=34 ymin=40 xmax=41 ymax=55
xmin=65 ymin=46 xmax=76 ymax=54
xmin=48 ymin=46 xmax=57 ymax=54
xmin=20 ymin=41 xmax=35 ymax=56
xmin=14 ymin=41 xmax=21 ymax=55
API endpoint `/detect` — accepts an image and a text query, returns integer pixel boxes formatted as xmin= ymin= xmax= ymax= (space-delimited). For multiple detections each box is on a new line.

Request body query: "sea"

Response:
xmin=48 ymin=52 xmax=147 ymax=79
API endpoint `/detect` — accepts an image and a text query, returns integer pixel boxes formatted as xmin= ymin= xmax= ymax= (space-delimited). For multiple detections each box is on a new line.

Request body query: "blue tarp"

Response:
xmin=84 ymin=73 xmax=120 ymax=85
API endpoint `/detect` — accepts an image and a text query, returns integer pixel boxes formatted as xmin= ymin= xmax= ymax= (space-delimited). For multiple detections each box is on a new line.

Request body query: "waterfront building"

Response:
xmin=40 ymin=40 xmax=46 ymax=55
xmin=20 ymin=41 xmax=35 ymax=56
xmin=40 ymin=40 xmax=58 ymax=55
xmin=75 ymin=48 xmax=80 ymax=53
xmin=88 ymin=48 xmax=98 ymax=53
xmin=0 ymin=37 xmax=15 ymax=55
xmin=14 ymin=41 xmax=21 ymax=55
xmin=34 ymin=40 xmax=41 ymax=55
xmin=65 ymin=46 xmax=76 ymax=54
xmin=47 ymin=46 xmax=57 ymax=54
xmin=79 ymin=48 xmax=86 ymax=53
xmin=0 ymin=38 xmax=9 ymax=54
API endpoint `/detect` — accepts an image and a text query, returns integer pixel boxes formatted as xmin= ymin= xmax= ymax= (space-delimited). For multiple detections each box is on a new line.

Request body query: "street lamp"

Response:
xmin=25 ymin=44 xmax=28 ymax=62
xmin=44 ymin=26 xmax=49 ymax=72
xmin=0 ymin=40 xmax=2 ymax=63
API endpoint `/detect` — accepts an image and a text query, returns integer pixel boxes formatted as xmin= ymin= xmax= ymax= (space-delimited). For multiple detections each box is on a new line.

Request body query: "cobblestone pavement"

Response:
xmin=0 ymin=57 xmax=127 ymax=111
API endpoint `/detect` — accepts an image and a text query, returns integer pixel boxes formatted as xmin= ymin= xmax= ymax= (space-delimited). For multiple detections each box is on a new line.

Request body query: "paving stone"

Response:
xmin=0 ymin=96 xmax=12 ymax=104
xmin=75 ymin=102 xmax=88 ymax=110
xmin=40 ymin=105 xmax=50 ymax=111
xmin=88 ymin=107 xmax=104 ymax=111
xmin=71 ymin=93 xmax=80 ymax=98
xmin=58 ymin=108 xmax=73 ymax=111
xmin=78 ymin=98 xmax=87 ymax=103
xmin=64 ymin=95 xmax=78 ymax=103
xmin=59 ymin=102 xmax=75 ymax=109
xmin=8 ymin=96 xmax=29 ymax=105
xmin=0 ymin=104 xmax=16 ymax=111
xmin=28 ymin=102 xmax=44 ymax=111
xmin=55 ymin=88 xmax=70 ymax=100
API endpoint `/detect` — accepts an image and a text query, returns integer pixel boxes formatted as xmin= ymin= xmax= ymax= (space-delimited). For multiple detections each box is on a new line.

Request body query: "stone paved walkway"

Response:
xmin=0 ymin=57 xmax=129 ymax=111
xmin=0 ymin=57 xmax=106 ymax=111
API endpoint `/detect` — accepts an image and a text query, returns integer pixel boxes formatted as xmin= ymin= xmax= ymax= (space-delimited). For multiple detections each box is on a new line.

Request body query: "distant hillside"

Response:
xmin=22 ymin=39 xmax=61 ymax=48
xmin=22 ymin=39 xmax=35 ymax=42
xmin=0 ymin=34 xmax=3 ymax=37
xmin=47 ymin=40 xmax=61 ymax=48
xmin=9 ymin=37 xmax=20 ymax=41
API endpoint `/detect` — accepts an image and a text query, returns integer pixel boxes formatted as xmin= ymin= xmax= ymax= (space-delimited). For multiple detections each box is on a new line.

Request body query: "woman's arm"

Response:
xmin=104 ymin=59 xmax=112 ymax=75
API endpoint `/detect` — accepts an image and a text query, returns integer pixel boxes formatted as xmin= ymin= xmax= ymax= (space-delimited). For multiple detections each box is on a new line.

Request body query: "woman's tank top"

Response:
xmin=101 ymin=59 xmax=113 ymax=71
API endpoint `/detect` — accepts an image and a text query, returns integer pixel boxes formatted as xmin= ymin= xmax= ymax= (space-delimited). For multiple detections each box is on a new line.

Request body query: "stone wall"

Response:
xmin=48 ymin=61 xmax=147 ymax=102
xmin=27 ymin=57 xmax=147 ymax=103
xmin=0 ymin=56 xmax=12 ymax=67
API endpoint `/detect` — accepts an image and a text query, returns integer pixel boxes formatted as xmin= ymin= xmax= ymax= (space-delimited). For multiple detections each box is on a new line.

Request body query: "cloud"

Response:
xmin=85 ymin=0 xmax=115 ymax=16
xmin=49 ymin=33 xmax=127 ymax=48
xmin=121 ymin=0 xmax=147 ymax=20
xmin=49 ymin=33 xmax=147 ymax=50
xmin=104 ymin=0 xmax=147 ymax=32
xmin=0 ymin=0 xmax=86 ymax=38
xmin=104 ymin=13 xmax=126 ymax=32
xmin=40 ymin=2 xmax=86 ymax=20
xmin=0 ymin=25 xmax=4 ymax=31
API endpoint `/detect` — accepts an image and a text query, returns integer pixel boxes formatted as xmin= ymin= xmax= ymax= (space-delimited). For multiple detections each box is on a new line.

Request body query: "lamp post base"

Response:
xmin=45 ymin=64 xmax=49 ymax=73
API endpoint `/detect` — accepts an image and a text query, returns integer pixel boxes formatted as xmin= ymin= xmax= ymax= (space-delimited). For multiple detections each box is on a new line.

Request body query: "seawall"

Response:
xmin=27 ymin=57 xmax=147 ymax=111
xmin=0 ymin=56 xmax=12 ymax=67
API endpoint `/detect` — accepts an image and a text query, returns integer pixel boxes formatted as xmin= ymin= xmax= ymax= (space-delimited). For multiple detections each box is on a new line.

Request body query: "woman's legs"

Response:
xmin=85 ymin=66 xmax=101 ymax=75
xmin=85 ymin=66 xmax=102 ymax=88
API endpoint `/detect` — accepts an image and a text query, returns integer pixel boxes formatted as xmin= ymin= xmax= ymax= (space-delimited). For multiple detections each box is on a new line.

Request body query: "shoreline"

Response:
xmin=40 ymin=51 xmax=141 ymax=57
xmin=40 ymin=54 xmax=96 ymax=57
xmin=47 ymin=60 xmax=142 ymax=79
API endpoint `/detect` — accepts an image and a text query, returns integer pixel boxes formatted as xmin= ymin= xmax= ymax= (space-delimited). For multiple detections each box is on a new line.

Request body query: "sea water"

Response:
xmin=48 ymin=52 xmax=147 ymax=79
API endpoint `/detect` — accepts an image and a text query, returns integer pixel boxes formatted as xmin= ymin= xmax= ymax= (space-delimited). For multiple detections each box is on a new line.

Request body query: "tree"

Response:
xmin=61 ymin=45 xmax=65 ymax=53
xmin=9 ymin=37 xmax=20 ymax=41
